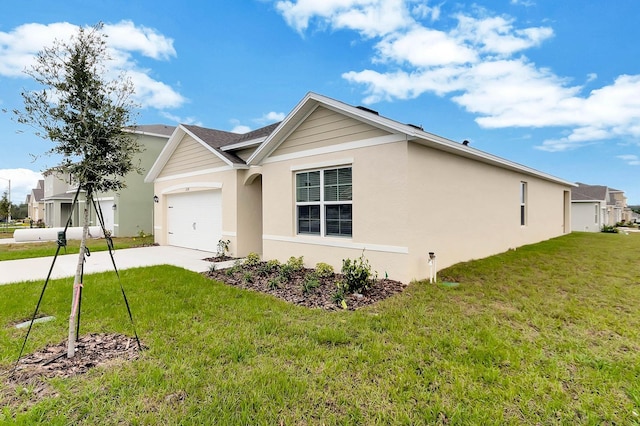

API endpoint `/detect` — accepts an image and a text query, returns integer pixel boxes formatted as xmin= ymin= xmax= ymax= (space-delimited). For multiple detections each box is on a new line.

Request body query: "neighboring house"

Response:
xmin=608 ymin=188 xmax=633 ymax=224
xmin=43 ymin=124 xmax=174 ymax=236
xmin=146 ymin=92 xmax=574 ymax=283
xmin=26 ymin=179 xmax=45 ymax=222
xmin=24 ymin=179 xmax=46 ymax=223
xmin=571 ymin=183 xmax=609 ymax=232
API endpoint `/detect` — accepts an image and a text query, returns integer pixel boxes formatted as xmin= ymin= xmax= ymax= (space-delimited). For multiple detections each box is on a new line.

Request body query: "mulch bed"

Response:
xmin=203 ymin=261 xmax=407 ymax=311
xmin=1 ymin=333 xmax=143 ymax=407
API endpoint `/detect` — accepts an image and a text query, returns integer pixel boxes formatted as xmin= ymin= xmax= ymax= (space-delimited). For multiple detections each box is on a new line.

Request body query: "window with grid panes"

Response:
xmin=296 ymin=167 xmax=352 ymax=237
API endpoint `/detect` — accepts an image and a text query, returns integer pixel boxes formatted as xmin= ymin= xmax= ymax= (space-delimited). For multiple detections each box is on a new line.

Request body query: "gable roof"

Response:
xmin=571 ymin=183 xmax=609 ymax=201
xmin=128 ymin=124 xmax=175 ymax=138
xmin=145 ymin=122 xmax=281 ymax=182
xmin=247 ymin=92 xmax=574 ymax=187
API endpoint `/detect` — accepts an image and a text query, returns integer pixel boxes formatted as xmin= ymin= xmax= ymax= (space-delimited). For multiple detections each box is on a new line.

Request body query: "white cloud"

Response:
xmin=510 ymin=0 xmax=536 ymax=7
xmin=454 ymin=15 xmax=553 ymax=56
xmin=0 ymin=168 xmax=44 ymax=204
xmin=276 ymin=1 xmax=640 ymax=153
xmin=375 ymin=27 xmax=477 ymax=67
xmin=258 ymin=111 xmax=287 ymax=123
xmin=276 ymin=0 xmax=415 ymax=37
xmin=231 ymin=124 xmax=252 ymax=134
xmin=102 ymin=20 xmax=176 ymax=60
xmin=617 ymin=154 xmax=640 ymax=166
xmin=160 ymin=111 xmax=203 ymax=127
xmin=0 ymin=21 xmax=185 ymax=110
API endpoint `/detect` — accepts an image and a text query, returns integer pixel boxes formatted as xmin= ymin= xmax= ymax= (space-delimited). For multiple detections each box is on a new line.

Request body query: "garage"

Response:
xmin=166 ymin=190 xmax=222 ymax=252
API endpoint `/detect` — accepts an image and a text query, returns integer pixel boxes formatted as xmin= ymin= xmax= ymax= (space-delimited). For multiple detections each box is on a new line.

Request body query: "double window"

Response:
xmin=296 ymin=167 xmax=352 ymax=237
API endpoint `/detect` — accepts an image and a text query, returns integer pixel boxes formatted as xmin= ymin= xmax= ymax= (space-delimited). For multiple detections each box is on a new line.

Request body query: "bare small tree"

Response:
xmin=15 ymin=23 xmax=141 ymax=358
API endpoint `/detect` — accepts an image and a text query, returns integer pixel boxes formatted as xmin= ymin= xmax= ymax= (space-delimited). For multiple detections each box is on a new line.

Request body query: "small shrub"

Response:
xmin=208 ymin=263 xmax=217 ymax=273
xmin=302 ymin=272 xmax=320 ymax=295
xmin=279 ymin=263 xmax=294 ymax=282
xmin=286 ymin=256 xmax=304 ymax=272
xmin=267 ymin=277 xmax=282 ymax=290
xmin=341 ymin=252 xmax=377 ymax=294
xmin=225 ymin=260 xmax=243 ymax=276
xmin=601 ymin=225 xmax=619 ymax=233
xmin=257 ymin=259 xmax=282 ymax=276
xmin=315 ymin=262 xmax=334 ymax=279
xmin=245 ymin=252 xmax=261 ymax=267
xmin=243 ymin=272 xmax=254 ymax=284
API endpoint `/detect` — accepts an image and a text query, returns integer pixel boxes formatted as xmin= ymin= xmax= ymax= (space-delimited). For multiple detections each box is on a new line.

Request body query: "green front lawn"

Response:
xmin=1 ymin=232 xmax=639 ymax=424
xmin=0 ymin=235 xmax=156 ymax=261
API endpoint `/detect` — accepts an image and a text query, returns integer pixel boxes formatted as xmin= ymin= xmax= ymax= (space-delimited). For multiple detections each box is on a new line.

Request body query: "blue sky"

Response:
xmin=1 ymin=0 xmax=639 ymax=205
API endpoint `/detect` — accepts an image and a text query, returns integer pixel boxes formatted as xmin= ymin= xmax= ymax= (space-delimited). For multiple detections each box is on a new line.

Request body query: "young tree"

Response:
xmin=0 ymin=191 xmax=9 ymax=225
xmin=15 ymin=23 xmax=141 ymax=358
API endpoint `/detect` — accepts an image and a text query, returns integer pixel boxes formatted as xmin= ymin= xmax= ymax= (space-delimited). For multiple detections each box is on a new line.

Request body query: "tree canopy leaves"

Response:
xmin=15 ymin=23 xmax=141 ymax=196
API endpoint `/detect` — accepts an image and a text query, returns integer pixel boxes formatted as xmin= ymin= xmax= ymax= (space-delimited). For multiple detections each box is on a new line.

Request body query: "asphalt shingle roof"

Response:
xmin=183 ymin=122 xmax=281 ymax=165
xmin=571 ymin=183 xmax=608 ymax=201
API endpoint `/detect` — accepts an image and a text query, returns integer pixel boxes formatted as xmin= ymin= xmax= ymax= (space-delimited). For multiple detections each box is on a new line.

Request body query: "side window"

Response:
xmin=520 ymin=181 xmax=527 ymax=226
xmin=296 ymin=167 xmax=352 ymax=237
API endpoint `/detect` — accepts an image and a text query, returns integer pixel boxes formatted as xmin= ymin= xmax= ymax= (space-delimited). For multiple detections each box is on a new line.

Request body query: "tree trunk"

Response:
xmin=67 ymin=199 xmax=90 ymax=358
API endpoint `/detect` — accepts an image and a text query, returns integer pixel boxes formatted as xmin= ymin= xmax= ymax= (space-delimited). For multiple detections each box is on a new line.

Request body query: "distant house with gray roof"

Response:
xmin=571 ymin=182 xmax=633 ymax=231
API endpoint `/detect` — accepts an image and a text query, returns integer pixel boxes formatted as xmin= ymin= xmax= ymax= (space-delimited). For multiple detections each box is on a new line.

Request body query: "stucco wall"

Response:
xmin=262 ymin=139 xmax=412 ymax=281
xmin=261 ymin=139 xmax=570 ymax=283
xmin=405 ymin=143 xmax=570 ymax=279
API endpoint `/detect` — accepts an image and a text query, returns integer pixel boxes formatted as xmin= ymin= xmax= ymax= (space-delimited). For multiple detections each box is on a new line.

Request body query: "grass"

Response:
xmin=1 ymin=232 xmax=639 ymax=424
xmin=0 ymin=235 xmax=156 ymax=261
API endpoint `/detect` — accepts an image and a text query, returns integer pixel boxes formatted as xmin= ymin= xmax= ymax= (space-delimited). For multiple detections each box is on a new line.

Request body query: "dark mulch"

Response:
xmin=203 ymin=261 xmax=406 ymax=311
xmin=1 ymin=333 xmax=143 ymax=406
xmin=202 ymin=255 xmax=237 ymax=263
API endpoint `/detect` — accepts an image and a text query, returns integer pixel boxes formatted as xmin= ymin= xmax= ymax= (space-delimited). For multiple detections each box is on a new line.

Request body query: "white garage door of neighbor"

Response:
xmin=167 ymin=190 xmax=222 ymax=252
xmin=98 ymin=200 xmax=115 ymax=234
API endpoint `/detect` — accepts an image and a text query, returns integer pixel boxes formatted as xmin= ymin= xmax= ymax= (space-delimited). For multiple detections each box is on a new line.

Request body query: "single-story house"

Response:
xmin=146 ymin=92 xmax=574 ymax=283
xmin=571 ymin=183 xmax=609 ymax=232
xmin=42 ymin=124 xmax=174 ymax=236
xmin=571 ymin=183 xmax=633 ymax=231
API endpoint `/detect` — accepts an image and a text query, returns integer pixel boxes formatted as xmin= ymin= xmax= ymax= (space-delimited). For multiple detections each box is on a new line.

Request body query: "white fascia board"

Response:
xmin=247 ymin=93 xmax=318 ymax=165
xmin=220 ymin=137 xmax=266 ymax=151
xmin=411 ymin=136 xmax=576 ymax=187
xmin=125 ymin=128 xmax=172 ymax=139
xmin=144 ymin=126 xmax=187 ymax=183
xmin=145 ymin=125 xmax=242 ymax=183
xmin=180 ymin=126 xmax=236 ymax=168
xmin=248 ymin=91 xmax=575 ymax=187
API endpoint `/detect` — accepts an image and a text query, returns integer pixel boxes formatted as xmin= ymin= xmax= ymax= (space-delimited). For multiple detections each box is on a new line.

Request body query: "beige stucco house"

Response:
xmin=25 ymin=179 xmax=45 ymax=223
xmin=146 ymin=92 xmax=574 ymax=283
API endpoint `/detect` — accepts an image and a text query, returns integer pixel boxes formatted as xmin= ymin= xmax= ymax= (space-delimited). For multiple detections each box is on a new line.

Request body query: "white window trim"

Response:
xmin=295 ymin=166 xmax=353 ymax=238
xmin=520 ymin=181 xmax=527 ymax=226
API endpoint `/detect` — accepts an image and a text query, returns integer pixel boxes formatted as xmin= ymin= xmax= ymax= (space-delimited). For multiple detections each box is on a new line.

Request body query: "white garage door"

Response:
xmin=167 ymin=190 xmax=222 ymax=252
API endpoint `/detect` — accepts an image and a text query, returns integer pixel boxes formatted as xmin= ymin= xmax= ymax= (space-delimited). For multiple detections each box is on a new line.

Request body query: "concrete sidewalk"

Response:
xmin=0 ymin=245 xmax=228 ymax=285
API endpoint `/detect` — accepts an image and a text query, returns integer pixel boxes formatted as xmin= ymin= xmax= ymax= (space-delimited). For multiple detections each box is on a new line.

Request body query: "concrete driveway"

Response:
xmin=0 ymin=244 xmax=228 ymax=285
